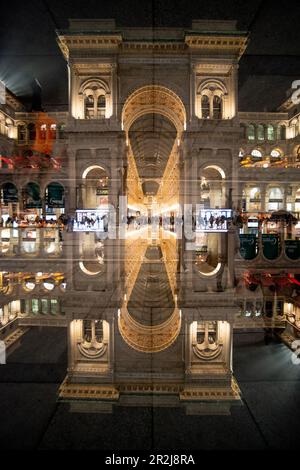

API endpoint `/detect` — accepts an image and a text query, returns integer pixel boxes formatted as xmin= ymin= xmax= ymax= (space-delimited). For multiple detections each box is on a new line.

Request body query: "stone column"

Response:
xmin=111 ymin=63 xmax=118 ymax=118
xmin=67 ymin=148 xmax=77 ymax=216
xmin=260 ymin=185 xmax=267 ymax=213
xmin=78 ymin=183 xmax=85 ymax=209
xmin=190 ymin=63 xmax=197 ymax=120
xmin=78 ymin=92 xmax=84 ymax=119
xmin=227 ymin=227 xmax=237 ymax=288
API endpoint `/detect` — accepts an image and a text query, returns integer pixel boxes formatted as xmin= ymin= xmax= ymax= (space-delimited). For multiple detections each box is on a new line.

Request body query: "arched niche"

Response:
xmin=81 ymin=166 xmax=109 ymax=209
xmin=195 ymin=233 xmax=222 ymax=276
xmin=79 ymin=234 xmax=105 ymax=276
xmin=200 ymin=166 xmax=226 ymax=209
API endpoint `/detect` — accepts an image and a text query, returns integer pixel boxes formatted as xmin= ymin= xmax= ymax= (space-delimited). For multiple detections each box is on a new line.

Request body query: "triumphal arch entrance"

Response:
xmin=56 ymin=18 xmax=246 ymax=413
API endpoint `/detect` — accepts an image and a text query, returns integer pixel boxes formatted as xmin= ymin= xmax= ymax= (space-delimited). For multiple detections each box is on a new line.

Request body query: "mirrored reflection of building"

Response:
xmin=1 ymin=19 xmax=300 ymax=415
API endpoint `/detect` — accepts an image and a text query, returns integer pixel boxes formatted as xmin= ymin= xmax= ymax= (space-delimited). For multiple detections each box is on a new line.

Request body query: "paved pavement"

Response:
xmin=0 ymin=328 xmax=299 ymax=450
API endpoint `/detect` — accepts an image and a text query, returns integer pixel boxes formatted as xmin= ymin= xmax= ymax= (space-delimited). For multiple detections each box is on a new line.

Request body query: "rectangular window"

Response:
xmin=257 ymin=126 xmax=265 ymax=141
xmin=265 ymin=301 xmax=273 ymax=317
xmin=247 ymin=126 xmax=255 ymax=141
xmin=267 ymin=126 xmax=275 ymax=141
xmin=31 ymin=299 xmax=39 ymax=315
xmin=41 ymin=299 xmax=48 ymax=315
xmin=20 ymin=299 xmax=26 ymax=314
xmin=50 ymin=299 xmax=58 ymax=315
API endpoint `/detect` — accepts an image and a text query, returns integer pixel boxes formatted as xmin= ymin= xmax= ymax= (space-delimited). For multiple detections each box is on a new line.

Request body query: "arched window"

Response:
xmin=80 ymin=79 xmax=110 ymax=120
xmin=250 ymin=187 xmax=261 ymax=201
xmin=201 ymin=95 xmax=210 ymax=119
xmin=247 ymin=124 xmax=255 ymax=141
xmin=213 ymin=95 xmax=222 ymax=119
xmin=85 ymin=95 xmax=94 ymax=119
xmin=257 ymin=124 xmax=265 ymax=141
xmin=251 ymin=149 xmax=263 ymax=160
xmin=0 ymin=182 xmax=18 ymax=204
xmin=277 ymin=125 xmax=286 ymax=140
xmin=270 ymin=149 xmax=282 ymax=159
xmin=269 ymin=187 xmax=283 ymax=199
xmin=18 ymin=124 xmax=27 ymax=143
xmin=267 ymin=124 xmax=275 ymax=141
xmin=40 ymin=124 xmax=47 ymax=140
xmin=268 ymin=187 xmax=283 ymax=211
xmin=249 ymin=187 xmax=261 ymax=211
xmin=97 ymin=95 xmax=106 ymax=118
xmin=49 ymin=124 xmax=56 ymax=140
xmin=28 ymin=123 xmax=36 ymax=141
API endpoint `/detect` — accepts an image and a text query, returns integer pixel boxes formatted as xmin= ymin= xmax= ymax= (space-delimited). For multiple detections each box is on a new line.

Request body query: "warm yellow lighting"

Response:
xmin=153 ymin=203 xmax=180 ymax=216
xmin=125 ymin=225 xmax=149 ymax=239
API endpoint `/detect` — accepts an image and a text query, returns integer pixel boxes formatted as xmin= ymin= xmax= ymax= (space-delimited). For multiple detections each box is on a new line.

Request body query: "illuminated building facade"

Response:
xmin=1 ymin=19 xmax=300 ymax=414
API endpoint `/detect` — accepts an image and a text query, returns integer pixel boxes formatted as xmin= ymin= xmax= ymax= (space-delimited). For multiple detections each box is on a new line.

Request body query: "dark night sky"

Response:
xmin=0 ymin=0 xmax=300 ymax=111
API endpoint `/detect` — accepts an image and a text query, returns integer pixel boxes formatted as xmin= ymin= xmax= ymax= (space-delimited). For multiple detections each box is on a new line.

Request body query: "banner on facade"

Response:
xmin=285 ymin=240 xmax=300 ymax=260
xmin=262 ymin=234 xmax=280 ymax=260
xmin=23 ymin=182 xmax=42 ymax=209
xmin=46 ymin=183 xmax=64 ymax=208
xmin=239 ymin=234 xmax=257 ymax=260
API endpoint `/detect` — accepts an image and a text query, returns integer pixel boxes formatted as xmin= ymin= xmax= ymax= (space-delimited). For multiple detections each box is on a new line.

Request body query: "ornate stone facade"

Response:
xmin=1 ymin=18 xmax=300 ymax=413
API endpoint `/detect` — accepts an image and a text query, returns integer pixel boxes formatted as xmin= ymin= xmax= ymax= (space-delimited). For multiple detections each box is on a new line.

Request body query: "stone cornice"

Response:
xmin=57 ymin=34 xmax=122 ymax=60
xmin=185 ymin=33 xmax=248 ymax=59
xmin=122 ymin=41 xmax=186 ymax=53
xmin=57 ymin=31 xmax=248 ymax=60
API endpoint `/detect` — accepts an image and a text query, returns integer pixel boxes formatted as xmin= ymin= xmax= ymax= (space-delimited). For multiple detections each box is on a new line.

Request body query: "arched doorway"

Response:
xmin=122 ymin=85 xmax=186 ymax=212
xmin=122 ymin=85 xmax=186 ymax=134
xmin=118 ymin=85 xmax=186 ymax=351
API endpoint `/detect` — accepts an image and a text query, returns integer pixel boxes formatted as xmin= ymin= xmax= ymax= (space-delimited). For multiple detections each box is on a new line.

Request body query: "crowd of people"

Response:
xmin=197 ymin=212 xmax=228 ymax=230
xmin=74 ymin=213 xmax=108 ymax=231
xmin=0 ymin=210 xmax=270 ymax=233
xmin=0 ymin=214 xmax=68 ymax=229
